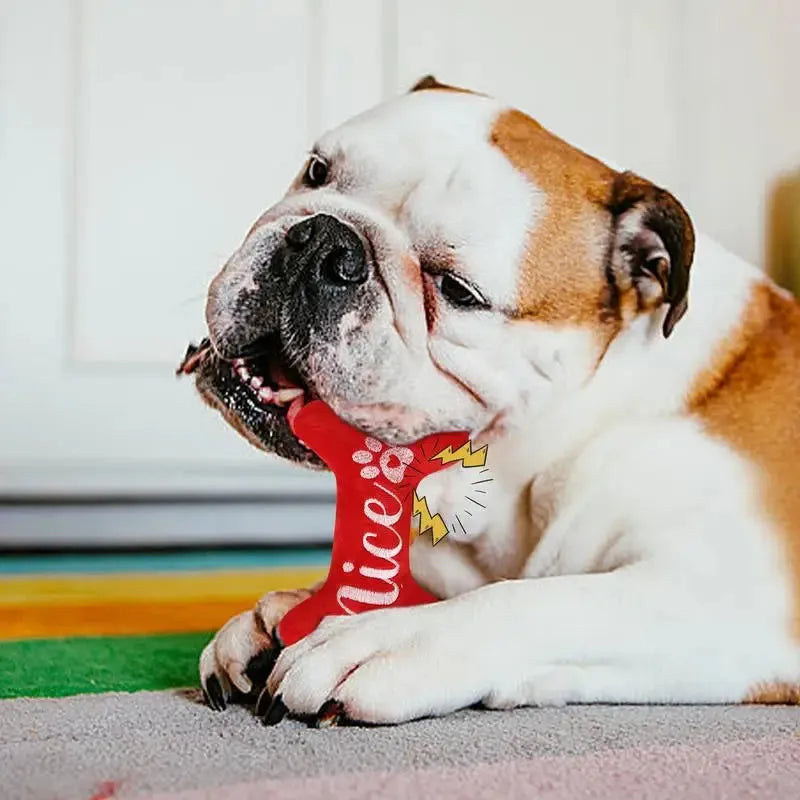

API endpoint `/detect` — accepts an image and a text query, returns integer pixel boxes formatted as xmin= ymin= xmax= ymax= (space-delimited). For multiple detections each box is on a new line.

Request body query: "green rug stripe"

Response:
xmin=0 ymin=632 xmax=212 ymax=699
xmin=0 ymin=547 xmax=331 ymax=575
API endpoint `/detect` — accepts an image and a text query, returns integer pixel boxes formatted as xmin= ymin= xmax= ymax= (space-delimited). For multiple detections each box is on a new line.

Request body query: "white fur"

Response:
xmin=200 ymin=91 xmax=800 ymax=722
xmin=316 ymin=89 xmax=540 ymax=307
xmin=220 ymin=90 xmax=543 ymax=438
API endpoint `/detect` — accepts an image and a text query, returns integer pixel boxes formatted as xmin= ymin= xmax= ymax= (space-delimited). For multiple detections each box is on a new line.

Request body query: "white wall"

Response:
xmin=1 ymin=0 xmax=798 ymax=513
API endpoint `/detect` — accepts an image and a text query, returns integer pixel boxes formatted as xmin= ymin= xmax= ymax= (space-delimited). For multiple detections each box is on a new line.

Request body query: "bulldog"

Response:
xmin=181 ymin=76 xmax=800 ymax=725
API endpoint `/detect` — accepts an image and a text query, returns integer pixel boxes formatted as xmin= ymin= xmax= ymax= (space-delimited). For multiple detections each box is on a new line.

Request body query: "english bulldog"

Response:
xmin=180 ymin=75 xmax=800 ymax=725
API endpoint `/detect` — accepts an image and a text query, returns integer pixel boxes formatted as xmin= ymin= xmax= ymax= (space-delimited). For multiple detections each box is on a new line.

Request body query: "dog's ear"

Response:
xmin=608 ymin=171 xmax=695 ymax=338
xmin=409 ymin=74 xmax=443 ymax=93
xmin=408 ymin=75 xmax=478 ymax=96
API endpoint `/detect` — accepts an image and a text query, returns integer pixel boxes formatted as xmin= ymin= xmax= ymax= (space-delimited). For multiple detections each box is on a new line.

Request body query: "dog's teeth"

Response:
xmin=250 ymin=375 xmax=264 ymax=390
xmin=233 ymin=358 xmax=245 ymax=367
xmin=237 ymin=367 xmax=250 ymax=381
xmin=258 ymin=386 xmax=274 ymax=403
xmin=275 ymin=387 xmax=304 ymax=404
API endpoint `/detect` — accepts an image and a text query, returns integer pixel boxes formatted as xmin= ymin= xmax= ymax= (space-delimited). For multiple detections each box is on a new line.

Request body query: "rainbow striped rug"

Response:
xmin=0 ymin=548 xmax=328 ymax=698
xmin=3 ymin=550 xmax=800 ymax=799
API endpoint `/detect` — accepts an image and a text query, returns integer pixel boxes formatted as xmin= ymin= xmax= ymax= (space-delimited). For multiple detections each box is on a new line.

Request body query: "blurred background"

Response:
xmin=2 ymin=0 xmax=800 ymax=549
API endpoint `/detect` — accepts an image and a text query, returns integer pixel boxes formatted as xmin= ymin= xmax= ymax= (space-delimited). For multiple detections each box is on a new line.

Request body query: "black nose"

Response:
xmin=284 ymin=214 xmax=369 ymax=286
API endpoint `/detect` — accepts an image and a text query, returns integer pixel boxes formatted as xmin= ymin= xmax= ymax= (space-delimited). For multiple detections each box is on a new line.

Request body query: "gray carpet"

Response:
xmin=1 ymin=690 xmax=799 ymax=799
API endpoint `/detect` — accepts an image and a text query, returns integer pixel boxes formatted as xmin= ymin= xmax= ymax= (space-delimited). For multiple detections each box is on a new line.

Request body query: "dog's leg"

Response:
xmin=410 ymin=535 xmax=490 ymax=598
xmin=200 ymin=531 xmax=488 ymax=712
xmin=263 ymin=565 xmax=796 ymax=724
xmin=199 ymin=584 xmax=320 ymax=710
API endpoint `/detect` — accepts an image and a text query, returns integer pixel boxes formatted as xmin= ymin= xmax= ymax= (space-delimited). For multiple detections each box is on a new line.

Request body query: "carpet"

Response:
xmin=2 ymin=691 xmax=799 ymax=799
xmin=2 ymin=550 xmax=800 ymax=799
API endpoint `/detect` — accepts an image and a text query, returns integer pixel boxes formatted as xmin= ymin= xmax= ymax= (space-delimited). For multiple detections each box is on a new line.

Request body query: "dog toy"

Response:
xmin=276 ymin=399 xmax=471 ymax=646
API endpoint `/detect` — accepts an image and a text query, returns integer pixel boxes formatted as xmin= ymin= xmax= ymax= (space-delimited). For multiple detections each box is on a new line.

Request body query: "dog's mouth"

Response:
xmin=176 ymin=335 xmax=324 ymax=467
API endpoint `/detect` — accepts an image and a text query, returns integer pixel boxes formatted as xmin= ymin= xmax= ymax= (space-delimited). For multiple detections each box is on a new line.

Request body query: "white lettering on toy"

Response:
xmin=337 ymin=441 xmax=413 ymax=614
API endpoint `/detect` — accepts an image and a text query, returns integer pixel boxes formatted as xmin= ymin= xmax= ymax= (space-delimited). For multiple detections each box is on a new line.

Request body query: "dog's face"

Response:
xmin=180 ymin=78 xmax=694 ymax=465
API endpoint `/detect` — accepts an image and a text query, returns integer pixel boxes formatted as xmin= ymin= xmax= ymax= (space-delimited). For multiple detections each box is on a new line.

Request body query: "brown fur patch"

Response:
xmin=745 ymin=681 xmax=800 ymax=704
xmin=689 ymin=282 xmax=800 ymax=639
xmin=489 ymin=109 xmax=617 ymax=329
xmin=489 ymin=111 xmax=694 ymax=345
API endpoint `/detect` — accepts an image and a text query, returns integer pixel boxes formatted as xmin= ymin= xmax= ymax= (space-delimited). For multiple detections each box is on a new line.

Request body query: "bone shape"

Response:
xmin=276 ymin=400 xmax=469 ymax=646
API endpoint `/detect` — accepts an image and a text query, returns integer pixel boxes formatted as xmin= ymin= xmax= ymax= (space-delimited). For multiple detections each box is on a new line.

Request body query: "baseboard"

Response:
xmin=0 ymin=498 xmax=335 ymax=548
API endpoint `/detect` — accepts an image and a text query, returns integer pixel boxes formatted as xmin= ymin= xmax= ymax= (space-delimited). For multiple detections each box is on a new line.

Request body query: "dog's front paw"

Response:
xmin=199 ymin=588 xmax=311 ymax=711
xmin=260 ymin=601 xmax=488 ymax=726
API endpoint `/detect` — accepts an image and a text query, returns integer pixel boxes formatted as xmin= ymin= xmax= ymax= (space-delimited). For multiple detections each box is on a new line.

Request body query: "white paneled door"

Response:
xmin=1 ymin=0 xmax=383 ymax=501
xmin=2 ymin=0 xmax=797 ymax=523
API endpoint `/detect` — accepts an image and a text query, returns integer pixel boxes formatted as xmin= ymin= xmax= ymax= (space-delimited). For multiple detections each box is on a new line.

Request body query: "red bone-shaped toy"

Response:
xmin=276 ymin=400 xmax=470 ymax=647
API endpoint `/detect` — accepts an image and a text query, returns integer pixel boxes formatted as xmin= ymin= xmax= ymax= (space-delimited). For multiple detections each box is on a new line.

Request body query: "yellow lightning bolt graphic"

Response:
xmin=412 ymin=491 xmax=449 ymax=545
xmin=430 ymin=440 xmax=488 ymax=468
xmin=413 ymin=439 xmax=489 ymax=545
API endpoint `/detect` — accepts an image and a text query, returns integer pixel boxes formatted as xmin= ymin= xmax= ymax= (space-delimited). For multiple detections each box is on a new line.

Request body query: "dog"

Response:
xmin=181 ymin=75 xmax=800 ymax=725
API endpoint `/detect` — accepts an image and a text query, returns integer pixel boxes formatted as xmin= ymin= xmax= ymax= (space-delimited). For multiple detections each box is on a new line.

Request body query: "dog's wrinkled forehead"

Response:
xmin=309 ymin=89 xmax=541 ymax=306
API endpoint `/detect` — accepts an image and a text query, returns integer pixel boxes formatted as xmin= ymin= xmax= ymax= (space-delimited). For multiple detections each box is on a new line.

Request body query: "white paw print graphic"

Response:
xmin=352 ymin=437 xmax=413 ymax=484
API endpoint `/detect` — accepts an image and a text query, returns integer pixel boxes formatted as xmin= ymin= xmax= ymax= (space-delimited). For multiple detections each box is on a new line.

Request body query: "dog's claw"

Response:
xmin=255 ymin=686 xmax=272 ymax=718
xmin=261 ymin=693 xmax=288 ymax=726
xmin=203 ymin=675 xmax=227 ymax=711
xmin=315 ymin=699 xmax=345 ymax=728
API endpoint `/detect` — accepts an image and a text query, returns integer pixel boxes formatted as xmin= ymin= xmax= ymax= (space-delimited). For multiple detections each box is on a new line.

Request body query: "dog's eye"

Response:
xmin=303 ymin=155 xmax=329 ymax=188
xmin=437 ymin=273 xmax=487 ymax=309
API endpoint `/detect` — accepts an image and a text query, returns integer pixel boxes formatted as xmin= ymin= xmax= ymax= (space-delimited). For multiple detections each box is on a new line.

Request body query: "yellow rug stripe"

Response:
xmin=0 ymin=568 xmax=327 ymax=607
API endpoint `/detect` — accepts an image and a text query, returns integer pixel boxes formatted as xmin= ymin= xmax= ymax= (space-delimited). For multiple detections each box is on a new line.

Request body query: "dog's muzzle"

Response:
xmin=271 ymin=213 xmax=372 ymax=359
xmin=178 ymin=213 xmax=373 ymax=466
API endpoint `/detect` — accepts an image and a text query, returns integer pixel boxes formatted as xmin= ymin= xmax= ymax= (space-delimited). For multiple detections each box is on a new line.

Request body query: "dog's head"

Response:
xmin=179 ymin=77 xmax=694 ymax=465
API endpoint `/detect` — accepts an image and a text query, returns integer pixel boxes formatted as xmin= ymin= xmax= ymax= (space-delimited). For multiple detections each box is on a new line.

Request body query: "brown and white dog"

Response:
xmin=186 ymin=76 xmax=800 ymax=724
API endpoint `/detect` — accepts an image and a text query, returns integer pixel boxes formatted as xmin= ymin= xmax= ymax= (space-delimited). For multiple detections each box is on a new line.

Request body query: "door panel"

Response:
xmin=74 ymin=1 xmax=312 ymax=365
xmin=0 ymin=0 xmax=381 ymax=497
